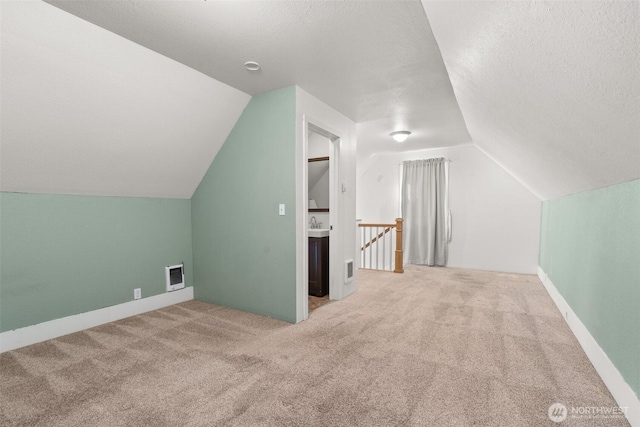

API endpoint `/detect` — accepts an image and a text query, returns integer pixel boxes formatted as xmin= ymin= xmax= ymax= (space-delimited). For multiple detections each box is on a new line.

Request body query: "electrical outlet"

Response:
xmin=134 ymin=288 xmax=141 ymax=300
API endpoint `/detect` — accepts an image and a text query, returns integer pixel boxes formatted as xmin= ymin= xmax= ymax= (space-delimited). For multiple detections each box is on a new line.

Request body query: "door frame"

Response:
xmin=301 ymin=116 xmax=341 ymax=321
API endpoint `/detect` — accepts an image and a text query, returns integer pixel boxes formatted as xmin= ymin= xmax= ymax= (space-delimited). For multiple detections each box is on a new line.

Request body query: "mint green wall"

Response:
xmin=0 ymin=192 xmax=192 ymax=332
xmin=192 ymin=87 xmax=297 ymax=323
xmin=539 ymin=179 xmax=640 ymax=398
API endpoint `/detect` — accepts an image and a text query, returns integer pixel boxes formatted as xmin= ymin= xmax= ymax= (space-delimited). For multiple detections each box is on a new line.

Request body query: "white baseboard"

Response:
xmin=0 ymin=287 xmax=194 ymax=353
xmin=537 ymin=267 xmax=639 ymax=427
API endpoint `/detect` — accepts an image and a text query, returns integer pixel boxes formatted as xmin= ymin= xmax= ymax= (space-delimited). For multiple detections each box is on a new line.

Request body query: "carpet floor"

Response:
xmin=0 ymin=265 xmax=628 ymax=426
xmin=309 ymin=295 xmax=331 ymax=312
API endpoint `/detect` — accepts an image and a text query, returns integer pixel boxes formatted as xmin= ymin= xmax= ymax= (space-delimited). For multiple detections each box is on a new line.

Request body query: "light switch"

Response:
xmin=279 ymin=204 xmax=285 ymax=215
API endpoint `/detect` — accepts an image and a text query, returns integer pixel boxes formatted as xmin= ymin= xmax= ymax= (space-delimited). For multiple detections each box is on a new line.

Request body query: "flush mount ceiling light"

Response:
xmin=390 ymin=130 xmax=411 ymax=143
xmin=244 ymin=61 xmax=261 ymax=71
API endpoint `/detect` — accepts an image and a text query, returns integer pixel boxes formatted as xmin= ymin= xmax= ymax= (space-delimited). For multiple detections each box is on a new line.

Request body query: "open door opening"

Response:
xmin=305 ymin=122 xmax=339 ymax=318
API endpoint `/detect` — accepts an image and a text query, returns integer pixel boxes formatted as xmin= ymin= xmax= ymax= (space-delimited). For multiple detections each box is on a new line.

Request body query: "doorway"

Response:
xmin=305 ymin=122 xmax=339 ymax=317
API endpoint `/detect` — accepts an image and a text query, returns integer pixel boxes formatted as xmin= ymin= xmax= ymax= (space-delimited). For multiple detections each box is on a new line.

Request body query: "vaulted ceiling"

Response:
xmin=43 ymin=0 xmax=472 ymax=156
xmin=422 ymin=1 xmax=639 ymax=200
xmin=2 ymin=1 xmax=637 ymax=201
xmin=1 ymin=1 xmax=250 ymax=199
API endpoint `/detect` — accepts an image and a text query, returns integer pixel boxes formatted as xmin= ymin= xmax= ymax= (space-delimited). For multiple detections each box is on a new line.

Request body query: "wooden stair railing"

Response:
xmin=358 ymin=218 xmax=404 ymax=273
xmin=361 ymin=226 xmax=392 ymax=251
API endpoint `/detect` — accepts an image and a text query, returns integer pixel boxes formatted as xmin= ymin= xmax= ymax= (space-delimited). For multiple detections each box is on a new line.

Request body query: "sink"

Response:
xmin=308 ymin=228 xmax=330 ymax=238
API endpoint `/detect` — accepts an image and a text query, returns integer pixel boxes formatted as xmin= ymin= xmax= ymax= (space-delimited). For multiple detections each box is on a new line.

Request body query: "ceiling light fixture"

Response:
xmin=390 ymin=131 xmax=411 ymax=143
xmin=244 ymin=61 xmax=261 ymax=71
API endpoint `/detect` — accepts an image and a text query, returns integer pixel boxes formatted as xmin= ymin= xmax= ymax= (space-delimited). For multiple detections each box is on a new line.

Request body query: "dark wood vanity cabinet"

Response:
xmin=309 ymin=236 xmax=329 ymax=297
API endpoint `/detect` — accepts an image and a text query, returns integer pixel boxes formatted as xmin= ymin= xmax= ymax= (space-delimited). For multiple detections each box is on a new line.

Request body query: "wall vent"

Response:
xmin=166 ymin=264 xmax=185 ymax=292
xmin=345 ymin=259 xmax=354 ymax=284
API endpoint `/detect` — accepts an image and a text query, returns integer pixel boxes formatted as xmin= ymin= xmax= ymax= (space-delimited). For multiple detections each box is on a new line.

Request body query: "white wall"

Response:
xmin=1 ymin=1 xmax=249 ymax=199
xmin=308 ymin=132 xmax=331 ymax=158
xmin=422 ymin=1 xmax=640 ymax=200
xmin=296 ymin=87 xmax=357 ymax=322
xmin=357 ymin=145 xmax=541 ymax=274
xmin=309 ymin=168 xmax=330 ymax=210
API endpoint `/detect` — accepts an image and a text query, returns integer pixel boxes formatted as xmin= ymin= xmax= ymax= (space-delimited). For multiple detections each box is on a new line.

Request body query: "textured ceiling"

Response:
xmin=4 ymin=1 xmax=636 ymax=201
xmin=1 ymin=1 xmax=250 ymax=198
xmin=44 ymin=0 xmax=471 ymax=159
xmin=422 ymin=0 xmax=640 ymax=200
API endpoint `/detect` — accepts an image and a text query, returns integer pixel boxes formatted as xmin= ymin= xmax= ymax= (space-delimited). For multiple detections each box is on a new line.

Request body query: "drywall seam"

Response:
xmin=538 ymin=267 xmax=639 ymax=427
xmin=0 ymin=287 xmax=194 ymax=353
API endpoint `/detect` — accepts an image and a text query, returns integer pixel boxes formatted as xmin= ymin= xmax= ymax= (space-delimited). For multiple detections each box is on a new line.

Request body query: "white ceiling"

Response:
xmin=422 ymin=0 xmax=640 ymax=200
xmin=44 ymin=0 xmax=472 ymax=157
xmin=2 ymin=1 xmax=637 ymax=200
xmin=1 ymin=1 xmax=250 ymax=199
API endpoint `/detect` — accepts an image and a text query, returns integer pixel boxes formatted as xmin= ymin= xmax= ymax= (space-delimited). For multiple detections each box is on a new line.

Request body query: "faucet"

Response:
xmin=309 ymin=216 xmax=317 ymax=229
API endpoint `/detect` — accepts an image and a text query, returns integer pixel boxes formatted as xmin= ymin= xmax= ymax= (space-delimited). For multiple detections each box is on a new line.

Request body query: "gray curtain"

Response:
xmin=402 ymin=158 xmax=448 ymax=266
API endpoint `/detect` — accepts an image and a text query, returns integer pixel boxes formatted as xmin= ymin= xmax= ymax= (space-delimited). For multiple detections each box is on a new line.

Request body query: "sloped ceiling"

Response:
xmin=422 ymin=1 xmax=640 ymax=200
xmin=1 ymin=1 xmax=250 ymax=199
xmin=3 ymin=1 xmax=635 ymax=201
xmin=42 ymin=0 xmax=471 ymax=159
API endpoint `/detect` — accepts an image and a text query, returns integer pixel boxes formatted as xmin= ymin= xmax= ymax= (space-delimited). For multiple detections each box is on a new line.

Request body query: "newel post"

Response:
xmin=394 ymin=218 xmax=404 ymax=273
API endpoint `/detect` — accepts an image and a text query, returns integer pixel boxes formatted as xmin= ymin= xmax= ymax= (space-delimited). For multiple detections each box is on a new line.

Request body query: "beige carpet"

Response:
xmin=0 ymin=265 xmax=628 ymax=426
xmin=309 ymin=294 xmax=331 ymax=312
